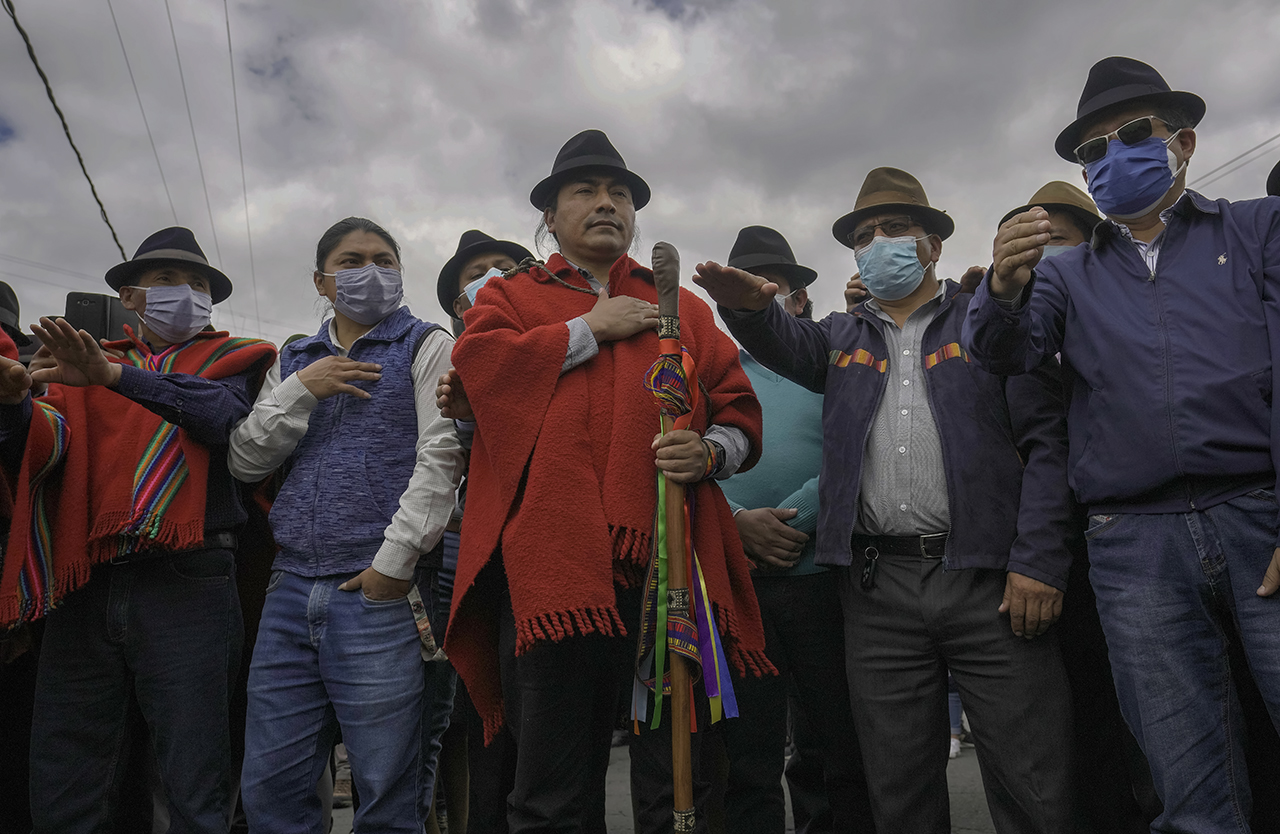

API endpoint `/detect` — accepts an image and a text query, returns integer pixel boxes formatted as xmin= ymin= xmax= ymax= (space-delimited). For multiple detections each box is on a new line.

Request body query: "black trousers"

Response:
xmin=719 ymin=572 xmax=874 ymax=834
xmin=497 ymin=582 xmax=710 ymax=834
xmin=837 ymin=557 xmax=1074 ymax=834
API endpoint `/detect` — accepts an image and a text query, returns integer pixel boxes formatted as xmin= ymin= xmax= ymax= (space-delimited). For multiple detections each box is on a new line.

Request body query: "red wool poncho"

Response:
xmin=446 ymin=253 xmax=770 ymax=741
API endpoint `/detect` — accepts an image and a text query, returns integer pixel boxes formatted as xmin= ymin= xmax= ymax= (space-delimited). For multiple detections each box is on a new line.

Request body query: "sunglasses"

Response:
xmin=1073 ymin=116 xmax=1170 ymax=165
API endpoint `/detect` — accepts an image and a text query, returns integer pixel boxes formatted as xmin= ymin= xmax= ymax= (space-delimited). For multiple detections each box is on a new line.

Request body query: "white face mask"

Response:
xmin=125 ymin=284 xmax=213 ymax=344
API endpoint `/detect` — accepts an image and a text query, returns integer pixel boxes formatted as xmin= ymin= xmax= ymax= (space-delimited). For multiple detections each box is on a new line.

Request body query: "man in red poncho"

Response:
xmin=0 ymin=228 xmax=276 ymax=834
xmin=437 ymin=129 xmax=768 ymax=834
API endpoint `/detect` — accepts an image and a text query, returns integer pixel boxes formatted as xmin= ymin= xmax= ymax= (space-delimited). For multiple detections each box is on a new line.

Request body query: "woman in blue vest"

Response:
xmin=229 ymin=217 xmax=466 ymax=833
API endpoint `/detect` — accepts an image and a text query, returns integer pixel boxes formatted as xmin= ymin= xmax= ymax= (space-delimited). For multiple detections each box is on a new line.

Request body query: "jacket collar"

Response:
xmin=852 ymin=279 xmax=958 ymax=326
xmin=1090 ymin=189 xmax=1218 ymax=250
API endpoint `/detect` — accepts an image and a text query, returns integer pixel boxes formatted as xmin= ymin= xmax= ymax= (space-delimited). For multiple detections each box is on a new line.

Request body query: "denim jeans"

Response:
xmin=29 ymin=549 xmax=242 ymax=834
xmin=241 ymin=568 xmax=429 ymax=834
xmin=1086 ymin=491 xmax=1280 ymax=833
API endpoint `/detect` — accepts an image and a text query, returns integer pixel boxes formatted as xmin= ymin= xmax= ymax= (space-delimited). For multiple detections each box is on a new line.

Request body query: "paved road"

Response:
xmin=333 ymin=744 xmax=996 ymax=832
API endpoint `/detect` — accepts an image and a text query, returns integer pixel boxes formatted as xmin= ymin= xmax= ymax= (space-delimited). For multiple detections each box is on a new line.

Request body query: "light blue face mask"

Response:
xmin=1041 ymin=244 xmax=1078 ymax=261
xmin=326 ymin=263 xmax=403 ymax=325
xmin=854 ymin=235 xmax=930 ymax=301
xmin=463 ymin=267 xmax=505 ymax=307
xmin=129 ymin=283 xmax=212 ymax=344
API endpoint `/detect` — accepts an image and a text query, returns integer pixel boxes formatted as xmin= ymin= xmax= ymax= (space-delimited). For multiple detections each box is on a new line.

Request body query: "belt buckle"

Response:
xmin=919 ymin=533 xmax=945 ymax=558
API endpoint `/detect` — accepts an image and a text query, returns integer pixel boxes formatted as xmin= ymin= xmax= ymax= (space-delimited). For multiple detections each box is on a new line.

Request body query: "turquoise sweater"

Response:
xmin=722 ymin=351 xmax=825 ymax=575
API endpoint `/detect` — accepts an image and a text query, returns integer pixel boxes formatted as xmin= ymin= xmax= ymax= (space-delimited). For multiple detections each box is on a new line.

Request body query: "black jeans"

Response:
xmin=498 ymin=580 xmax=711 ymax=833
xmin=30 ymin=549 xmax=242 ymax=834
xmin=720 ymin=571 xmax=874 ymax=834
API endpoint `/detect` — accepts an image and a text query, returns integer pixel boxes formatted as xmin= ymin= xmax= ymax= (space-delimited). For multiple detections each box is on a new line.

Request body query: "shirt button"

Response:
xmin=898 ymin=446 xmax=907 ymax=454
xmin=899 ymin=503 xmax=908 ymax=511
xmin=903 ymin=349 xmax=911 ymax=356
xmin=902 ymin=379 xmax=910 ymax=386
xmin=900 ymin=409 xmax=909 ymax=415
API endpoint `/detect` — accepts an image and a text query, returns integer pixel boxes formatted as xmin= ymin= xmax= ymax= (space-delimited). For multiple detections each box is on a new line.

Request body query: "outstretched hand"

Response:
xmin=29 ymin=317 xmax=121 ymax=389
xmin=990 ymin=208 xmax=1051 ymax=300
xmin=692 ymin=261 xmax=777 ymax=312
xmin=0 ymin=355 xmax=32 ymax=404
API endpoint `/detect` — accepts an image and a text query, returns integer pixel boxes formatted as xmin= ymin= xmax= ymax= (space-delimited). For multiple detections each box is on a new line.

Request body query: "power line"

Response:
xmin=163 ymin=0 xmax=222 ymax=267
xmin=105 ymin=0 xmax=178 ymax=225
xmin=1190 ymin=129 xmax=1280 ymax=186
xmin=0 ymin=252 xmax=99 ymax=282
xmin=224 ymin=0 xmax=263 ymax=338
xmin=3 ymin=0 xmax=127 ymax=260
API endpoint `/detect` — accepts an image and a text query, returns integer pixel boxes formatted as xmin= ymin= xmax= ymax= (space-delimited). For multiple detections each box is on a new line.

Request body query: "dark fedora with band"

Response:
xmin=1054 ymin=56 xmax=1205 ymax=163
xmin=437 ymin=229 xmax=533 ymax=317
xmin=0 ymin=282 xmax=31 ymax=346
xmin=832 ymin=167 xmax=954 ymax=249
xmin=1268 ymin=159 xmax=1280 ymax=198
xmin=104 ymin=227 xmax=233 ymax=303
xmin=727 ymin=226 xmax=817 ymax=288
xmin=1000 ymin=181 xmax=1103 ymax=231
xmin=529 ymin=129 xmax=651 ymax=211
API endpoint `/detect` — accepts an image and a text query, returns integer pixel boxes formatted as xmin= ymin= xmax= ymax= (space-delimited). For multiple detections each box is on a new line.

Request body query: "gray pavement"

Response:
xmin=332 ymin=744 xmax=996 ymax=832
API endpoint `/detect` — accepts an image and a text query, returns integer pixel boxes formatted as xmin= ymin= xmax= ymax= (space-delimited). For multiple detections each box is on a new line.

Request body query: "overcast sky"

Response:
xmin=2 ymin=0 xmax=1278 ymax=346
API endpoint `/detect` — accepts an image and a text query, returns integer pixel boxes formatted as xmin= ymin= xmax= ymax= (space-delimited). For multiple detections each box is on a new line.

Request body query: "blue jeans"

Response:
xmin=241 ymin=569 xmax=429 ymax=834
xmin=30 ymin=549 xmax=242 ymax=834
xmin=1087 ymin=491 xmax=1280 ymax=833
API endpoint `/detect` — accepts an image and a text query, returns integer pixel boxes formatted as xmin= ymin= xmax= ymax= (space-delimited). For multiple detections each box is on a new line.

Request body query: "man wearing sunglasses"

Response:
xmin=965 ymin=56 xmax=1280 ymax=833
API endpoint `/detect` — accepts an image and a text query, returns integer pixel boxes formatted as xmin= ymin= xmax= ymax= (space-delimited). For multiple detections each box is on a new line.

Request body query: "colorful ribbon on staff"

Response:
xmin=633 ymin=340 xmax=740 ymax=730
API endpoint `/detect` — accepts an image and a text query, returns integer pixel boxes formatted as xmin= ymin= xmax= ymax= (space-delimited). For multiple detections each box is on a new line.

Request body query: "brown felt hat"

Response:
xmin=1000 ymin=181 xmax=1103 ymax=231
xmin=831 ymin=167 xmax=954 ymax=250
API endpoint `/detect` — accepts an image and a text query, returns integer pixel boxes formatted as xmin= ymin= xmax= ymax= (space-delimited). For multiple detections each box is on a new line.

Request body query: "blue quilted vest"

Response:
xmin=269 ymin=306 xmax=439 ymax=576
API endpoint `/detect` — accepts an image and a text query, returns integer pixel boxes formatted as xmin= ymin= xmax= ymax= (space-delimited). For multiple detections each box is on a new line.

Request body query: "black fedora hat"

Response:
xmin=436 ymin=230 xmax=533 ymax=317
xmin=832 ymin=167 xmax=954 ymax=249
xmin=0 ymin=282 xmax=31 ymax=346
xmin=727 ymin=226 xmax=817 ymax=288
xmin=1268 ymin=159 xmax=1280 ymax=198
xmin=1055 ymin=57 xmax=1205 ymax=162
xmin=104 ymin=227 xmax=233 ymax=303
xmin=529 ymin=129 xmax=651 ymax=211
xmin=999 ymin=181 xmax=1103 ymax=230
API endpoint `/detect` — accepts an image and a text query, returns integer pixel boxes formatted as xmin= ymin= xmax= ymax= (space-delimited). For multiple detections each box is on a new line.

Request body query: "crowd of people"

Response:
xmin=0 ymin=54 xmax=1279 ymax=834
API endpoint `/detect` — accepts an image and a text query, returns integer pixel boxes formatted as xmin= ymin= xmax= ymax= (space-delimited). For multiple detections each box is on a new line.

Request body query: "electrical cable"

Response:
xmin=1190 ymin=142 xmax=1280 ymax=193
xmin=224 ymin=0 xmax=263 ymax=338
xmin=1189 ymin=129 xmax=1280 ymax=186
xmin=3 ymin=0 xmax=127 ymax=260
xmin=106 ymin=0 xmax=178 ymax=225
xmin=163 ymin=0 xmax=223 ymax=267
xmin=0 ymin=252 xmax=99 ymax=282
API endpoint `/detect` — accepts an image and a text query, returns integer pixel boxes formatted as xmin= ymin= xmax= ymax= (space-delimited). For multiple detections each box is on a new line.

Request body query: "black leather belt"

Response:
xmin=850 ymin=532 xmax=948 ymax=558
xmin=110 ymin=530 xmax=238 ymax=565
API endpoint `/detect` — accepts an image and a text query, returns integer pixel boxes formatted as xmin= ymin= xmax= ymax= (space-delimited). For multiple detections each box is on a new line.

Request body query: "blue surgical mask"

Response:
xmin=463 ymin=267 xmax=505 ymax=307
xmin=1084 ymin=131 xmax=1185 ymax=220
xmin=129 ymin=284 xmax=212 ymax=344
xmin=854 ymin=235 xmax=930 ymax=301
xmin=326 ymin=263 xmax=403 ymax=325
xmin=1041 ymin=245 xmax=1077 ymax=261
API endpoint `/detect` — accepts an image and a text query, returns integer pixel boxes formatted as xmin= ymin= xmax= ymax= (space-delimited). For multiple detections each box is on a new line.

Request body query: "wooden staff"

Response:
xmin=651 ymin=241 xmax=695 ymax=833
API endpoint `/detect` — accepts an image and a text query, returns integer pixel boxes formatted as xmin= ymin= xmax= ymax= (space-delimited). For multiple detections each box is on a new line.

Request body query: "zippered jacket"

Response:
xmin=962 ymin=191 xmax=1280 ymax=522
xmin=720 ymin=281 xmax=1074 ymax=590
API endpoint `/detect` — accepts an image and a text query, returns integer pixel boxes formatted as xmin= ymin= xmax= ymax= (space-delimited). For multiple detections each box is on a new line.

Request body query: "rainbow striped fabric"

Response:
xmin=923 ymin=342 xmax=970 ymax=369
xmin=16 ymin=402 xmax=69 ymax=622
xmin=828 ymin=348 xmax=888 ymax=373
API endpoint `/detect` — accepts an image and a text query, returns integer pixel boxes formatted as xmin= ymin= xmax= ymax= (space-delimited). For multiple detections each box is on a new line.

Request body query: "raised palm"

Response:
xmin=29 ymin=317 xmax=121 ymax=389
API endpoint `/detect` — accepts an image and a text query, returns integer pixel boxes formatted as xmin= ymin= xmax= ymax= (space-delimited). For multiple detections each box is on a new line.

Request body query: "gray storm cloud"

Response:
xmin=1 ymin=0 xmax=1278 ymax=344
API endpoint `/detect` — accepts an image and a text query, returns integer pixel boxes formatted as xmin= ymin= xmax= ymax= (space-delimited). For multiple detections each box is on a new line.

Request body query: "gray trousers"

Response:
xmin=836 ymin=555 xmax=1074 ymax=834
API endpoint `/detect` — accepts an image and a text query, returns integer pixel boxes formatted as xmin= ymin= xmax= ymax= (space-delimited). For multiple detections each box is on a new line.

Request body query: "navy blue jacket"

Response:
xmin=720 ymin=280 xmax=1074 ymax=590
xmin=270 ymin=307 xmax=436 ymax=576
xmin=963 ymin=191 xmax=1280 ymax=526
